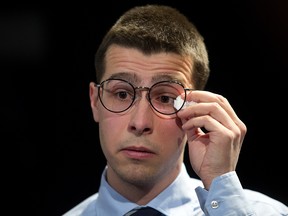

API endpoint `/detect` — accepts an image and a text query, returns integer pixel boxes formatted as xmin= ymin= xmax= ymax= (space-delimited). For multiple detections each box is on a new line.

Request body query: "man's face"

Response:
xmin=90 ymin=45 xmax=194 ymax=191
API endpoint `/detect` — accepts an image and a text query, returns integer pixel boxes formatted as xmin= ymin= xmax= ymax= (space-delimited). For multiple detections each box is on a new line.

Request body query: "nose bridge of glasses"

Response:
xmin=135 ymin=86 xmax=150 ymax=91
xmin=134 ymin=86 xmax=150 ymax=99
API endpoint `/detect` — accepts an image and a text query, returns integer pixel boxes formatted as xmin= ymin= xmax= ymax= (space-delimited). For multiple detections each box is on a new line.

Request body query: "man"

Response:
xmin=63 ymin=4 xmax=288 ymax=215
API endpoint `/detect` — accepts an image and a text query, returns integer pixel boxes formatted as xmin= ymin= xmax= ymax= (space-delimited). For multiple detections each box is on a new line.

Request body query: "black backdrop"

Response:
xmin=3 ymin=0 xmax=288 ymax=215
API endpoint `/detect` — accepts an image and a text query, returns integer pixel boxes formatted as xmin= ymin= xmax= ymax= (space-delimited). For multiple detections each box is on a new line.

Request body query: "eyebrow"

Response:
xmin=151 ymin=73 xmax=182 ymax=83
xmin=108 ymin=72 xmax=139 ymax=83
xmin=108 ymin=72 xmax=184 ymax=84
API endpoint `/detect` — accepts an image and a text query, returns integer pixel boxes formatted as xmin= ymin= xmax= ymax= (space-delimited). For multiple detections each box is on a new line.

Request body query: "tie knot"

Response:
xmin=125 ymin=206 xmax=165 ymax=216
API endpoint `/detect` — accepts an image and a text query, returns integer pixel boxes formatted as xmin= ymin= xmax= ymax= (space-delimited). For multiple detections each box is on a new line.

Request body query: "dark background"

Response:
xmin=2 ymin=0 xmax=287 ymax=215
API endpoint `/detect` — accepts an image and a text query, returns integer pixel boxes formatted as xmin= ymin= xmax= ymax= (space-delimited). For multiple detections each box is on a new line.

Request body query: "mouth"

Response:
xmin=121 ymin=146 xmax=155 ymax=159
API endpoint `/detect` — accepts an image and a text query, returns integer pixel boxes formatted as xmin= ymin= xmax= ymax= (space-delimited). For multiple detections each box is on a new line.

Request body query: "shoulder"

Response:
xmin=62 ymin=193 xmax=99 ymax=216
xmin=243 ymin=189 xmax=288 ymax=214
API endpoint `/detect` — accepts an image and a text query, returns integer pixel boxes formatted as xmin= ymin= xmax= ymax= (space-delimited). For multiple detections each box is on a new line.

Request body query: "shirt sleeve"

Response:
xmin=196 ymin=171 xmax=256 ymax=216
xmin=194 ymin=171 xmax=287 ymax=215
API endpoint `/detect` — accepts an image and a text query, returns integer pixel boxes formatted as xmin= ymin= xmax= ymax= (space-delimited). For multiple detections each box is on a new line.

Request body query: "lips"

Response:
xmin=121 ymin=146 xmax=155 ymax=159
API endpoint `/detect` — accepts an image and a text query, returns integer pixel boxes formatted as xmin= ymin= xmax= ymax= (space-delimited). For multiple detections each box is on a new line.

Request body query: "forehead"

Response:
xmin=107 ymin=72 xmax=184 ymax=85
xmin=103 ymin=45 xmax=193 ymax=86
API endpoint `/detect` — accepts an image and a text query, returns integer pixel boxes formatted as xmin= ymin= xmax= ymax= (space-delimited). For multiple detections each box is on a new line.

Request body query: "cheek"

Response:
xmin=165 ymin=116 xmax=184 ymax=133
xmin=98 ymin=118 xmax=123 ymax=160
xmin=156 ymin=120 xmax=187 ymax=167
xmin=157 ymin=118 xmax=186 ymax=147
xmin=98 ymin=114 xmax=127 ymax=147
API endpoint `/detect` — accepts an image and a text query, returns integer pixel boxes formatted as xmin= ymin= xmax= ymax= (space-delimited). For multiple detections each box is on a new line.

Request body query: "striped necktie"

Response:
xmin=125 ymin=206 xmax=165 ymax=216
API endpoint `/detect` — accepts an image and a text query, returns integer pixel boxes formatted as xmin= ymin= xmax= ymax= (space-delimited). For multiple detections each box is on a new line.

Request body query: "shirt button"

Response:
xmin=211 ymin=200 xmax=219 ymax=209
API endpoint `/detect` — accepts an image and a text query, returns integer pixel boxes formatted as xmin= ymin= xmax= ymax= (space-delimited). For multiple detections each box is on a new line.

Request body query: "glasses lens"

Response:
xmin=99 ymin=79 xmax=135 ymax=113
xmin=149 ymin=81 xmax=185 ymax=115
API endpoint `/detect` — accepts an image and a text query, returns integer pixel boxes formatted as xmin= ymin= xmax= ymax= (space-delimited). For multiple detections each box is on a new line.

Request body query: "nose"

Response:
xmin=128 ymin=90 xmax=153 ymax=136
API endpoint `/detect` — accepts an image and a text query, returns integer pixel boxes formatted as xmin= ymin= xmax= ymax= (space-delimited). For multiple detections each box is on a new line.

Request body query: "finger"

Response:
xmin=185 ymin=90 xmax=247 ymax=142
xmin=178 ymin=102 xmax=236 ymax=131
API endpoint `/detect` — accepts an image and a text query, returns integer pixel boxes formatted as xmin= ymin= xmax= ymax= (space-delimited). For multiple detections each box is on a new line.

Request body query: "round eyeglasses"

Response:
xmin=96 ymin=78 xmax=193 ymax=115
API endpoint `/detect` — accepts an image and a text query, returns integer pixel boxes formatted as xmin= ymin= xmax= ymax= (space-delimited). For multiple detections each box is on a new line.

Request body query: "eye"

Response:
xmin=115 ymin=90 xmax=132 ymax=100
xmin=108 ymin=85 xmax=132 ymax=100
xmin=150 ymin=85 xmax=179 ymax=104
xmin=160 ymin=95 xmax=169 ymax=103
xmin=118 ymin=91 xmax=127 ymax=99
xmin=157 ymin=94 xmax=175 ymax=104
xmin=104 ymin=80 xmax=134 ymax=100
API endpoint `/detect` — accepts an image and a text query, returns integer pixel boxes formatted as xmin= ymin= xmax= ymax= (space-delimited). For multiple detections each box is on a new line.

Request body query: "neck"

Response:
xmin=106 ymin=162 xmax=182 ymax=205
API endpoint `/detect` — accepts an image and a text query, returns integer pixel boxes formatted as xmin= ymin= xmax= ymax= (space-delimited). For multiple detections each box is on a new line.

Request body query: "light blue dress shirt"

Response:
xmin=63 ymin=163 xmax=288 ymax=216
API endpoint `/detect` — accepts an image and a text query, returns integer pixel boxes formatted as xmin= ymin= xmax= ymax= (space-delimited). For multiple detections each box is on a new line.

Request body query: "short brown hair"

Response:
xmin=95 ymin=4 xmax=210 ymax=90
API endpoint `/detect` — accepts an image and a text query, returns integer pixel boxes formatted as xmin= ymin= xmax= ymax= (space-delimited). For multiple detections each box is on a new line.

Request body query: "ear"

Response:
xmin=89 ymin=82 xmax=100 ymax=122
